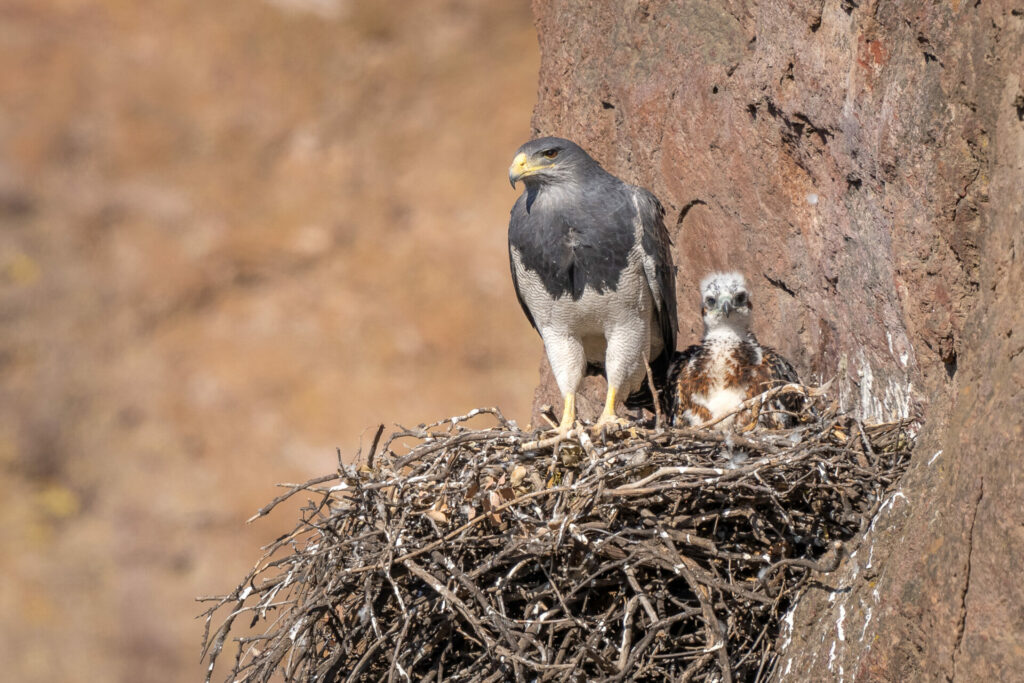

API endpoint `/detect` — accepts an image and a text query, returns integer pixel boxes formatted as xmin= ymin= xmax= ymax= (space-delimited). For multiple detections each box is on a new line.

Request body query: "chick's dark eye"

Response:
xmin=735 ymin=291 xmax=748 ymax=305
xmin=542 ymin=149 xmax=559 ymax=159
xmin=704 ymin=296 xmax=715 ymax=307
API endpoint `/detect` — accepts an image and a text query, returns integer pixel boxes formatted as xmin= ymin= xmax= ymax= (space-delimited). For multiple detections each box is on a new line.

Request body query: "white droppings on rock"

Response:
xmin=807 ymin=193 xmax=819 ymax=205
xmin=867 ymin=490 xmax=908 ymax=535
xmin=780 ymin=607 xmax=796 ymax=650
xmin=883 ymin=376 xmax=914 ymax=420
xmin=928 ymin=449 xmax=943 ymax=465
xmin=837 ymin=604 xmax=846 ymax=641
xmin=846 ymin=351 xmax=916 ymax=421
xmin=857 ymin=351 xmax=875 ymax=420
xmin=860 ymin=606 xmax=873 ymax=641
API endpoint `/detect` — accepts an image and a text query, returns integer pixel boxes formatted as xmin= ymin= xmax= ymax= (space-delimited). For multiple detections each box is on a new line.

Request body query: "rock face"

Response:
xmin=528 ymin=0 xmax=1023 ymax=679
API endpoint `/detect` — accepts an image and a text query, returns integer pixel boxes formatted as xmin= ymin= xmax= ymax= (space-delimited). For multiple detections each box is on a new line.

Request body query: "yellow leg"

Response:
xmin=594 ymin=385 xmax=630 ymax=429
xmin=522 ymin=392 xmax=577 ymax=451
xmin=558 ymin=392 xmax=577 ymax=433
xmin=599 ymin=385 xmax=618 ymax=423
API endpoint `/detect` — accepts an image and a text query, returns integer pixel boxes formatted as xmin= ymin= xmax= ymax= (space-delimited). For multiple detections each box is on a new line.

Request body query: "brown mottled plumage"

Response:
xmin=668 ymin=272 xmax=803 ymax=429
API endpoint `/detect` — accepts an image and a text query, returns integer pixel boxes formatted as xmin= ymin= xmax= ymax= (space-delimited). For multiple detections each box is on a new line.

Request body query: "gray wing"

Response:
xmin=507 ymin=196 xmax=537 ymax=331
xmin=762 ymin=345 xmax=800 ymax=384
xmin=666 ymin=344 xmax=703 ymax=423
xmin=508 ymin=246 xmax=536 ymax=331
xmin=633 ymin=188 xmax=678 ymax=360
xmin=761 ymin=345 xmax=805 ymax=419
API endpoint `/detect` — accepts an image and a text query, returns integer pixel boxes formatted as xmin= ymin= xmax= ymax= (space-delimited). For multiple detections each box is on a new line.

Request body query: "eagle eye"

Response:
xmin=734 ymin=291 xmax=748 ymax=306
xmin=704 ymin=295 xmax=715 ymax=307
xmin=542 ymin=149 xmax=559 ymax=159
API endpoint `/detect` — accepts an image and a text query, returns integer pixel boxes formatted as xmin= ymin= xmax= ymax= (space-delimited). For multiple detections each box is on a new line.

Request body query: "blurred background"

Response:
xmin=0 ymin=0 xmax=539 ymax=680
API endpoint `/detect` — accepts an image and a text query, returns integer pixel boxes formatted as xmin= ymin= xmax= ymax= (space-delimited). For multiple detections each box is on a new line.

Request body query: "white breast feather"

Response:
xmin=511 ymin=243 xmax=661 ymax=397
xmin=510 ymin=246 xmax=658 ymax=359
xmin=694 ymin=337 xmax=746 ymax=423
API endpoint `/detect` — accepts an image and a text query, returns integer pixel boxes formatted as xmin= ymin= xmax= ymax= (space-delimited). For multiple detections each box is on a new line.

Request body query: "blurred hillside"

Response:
xmin=0 ymin=1 xmax=540 ymax=680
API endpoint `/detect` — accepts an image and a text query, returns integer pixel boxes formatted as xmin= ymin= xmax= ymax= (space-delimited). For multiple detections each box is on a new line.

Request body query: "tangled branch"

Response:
xmin=200 ymin=398 xmax=913 ymax=682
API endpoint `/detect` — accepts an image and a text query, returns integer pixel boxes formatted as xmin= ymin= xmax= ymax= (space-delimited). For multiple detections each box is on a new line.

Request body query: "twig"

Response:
xmin=201 ymin=401 xmax=912 ymax=683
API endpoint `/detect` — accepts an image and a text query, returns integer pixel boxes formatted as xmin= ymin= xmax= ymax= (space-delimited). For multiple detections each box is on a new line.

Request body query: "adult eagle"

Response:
xmin=507 ymin=137 xmax=677 ymax=434
xmin=668 ymin=272 xmax=803 ymax=429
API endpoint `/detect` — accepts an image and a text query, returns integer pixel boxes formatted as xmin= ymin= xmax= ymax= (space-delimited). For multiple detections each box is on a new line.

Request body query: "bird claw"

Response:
xmin=590 ymin=415 xmax=636 ymax=440
xmin=522 ymin=421 xmax=581 ymax=451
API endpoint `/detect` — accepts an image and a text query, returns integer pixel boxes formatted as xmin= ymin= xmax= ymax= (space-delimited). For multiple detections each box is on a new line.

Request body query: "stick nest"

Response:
xmin=201 ymin=393 xmax=913 ymax=682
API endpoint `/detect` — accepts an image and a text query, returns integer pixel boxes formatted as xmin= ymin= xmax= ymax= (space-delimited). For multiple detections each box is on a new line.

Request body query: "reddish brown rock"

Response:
xmin=529 ymin=0 xmax=1023 ymax=678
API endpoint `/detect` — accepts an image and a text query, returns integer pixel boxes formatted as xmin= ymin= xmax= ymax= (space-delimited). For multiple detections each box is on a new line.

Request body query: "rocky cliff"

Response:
xmin=528 ymin=0 xmax=1023 ymax=679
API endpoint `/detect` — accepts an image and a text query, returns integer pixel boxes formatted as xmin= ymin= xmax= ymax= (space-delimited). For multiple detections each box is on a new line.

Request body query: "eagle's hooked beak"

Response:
xmin=719 ymin=297 xmax=733 ymax=317
xmin=508 ymin=152 xmax=533 ymax=188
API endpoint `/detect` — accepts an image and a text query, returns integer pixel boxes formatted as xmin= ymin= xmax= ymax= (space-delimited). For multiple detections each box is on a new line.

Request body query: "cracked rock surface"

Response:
xmin=528 ymin=0 xmax=1023 ymax=679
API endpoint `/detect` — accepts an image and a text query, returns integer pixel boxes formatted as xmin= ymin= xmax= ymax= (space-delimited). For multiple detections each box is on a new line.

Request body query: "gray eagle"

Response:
xmin=507 ymin=137 xmax=677 ymax=434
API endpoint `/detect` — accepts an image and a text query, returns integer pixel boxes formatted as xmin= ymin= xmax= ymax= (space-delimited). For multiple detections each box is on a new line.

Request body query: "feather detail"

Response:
xmin=669 ymin=336 xmax=803 ymax=429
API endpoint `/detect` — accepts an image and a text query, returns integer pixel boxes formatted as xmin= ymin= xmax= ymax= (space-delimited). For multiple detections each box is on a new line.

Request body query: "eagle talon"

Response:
xmin=522 ymin=424 xmax=581 ymax=452
xmin=592 ymin=415 xmax=632 ymax=431
xmin=591 ymin=385 xmax=635 ymax=437
xmin=521 ymin=393 xmax=579 ymax=451
xmin=591 ymin=414 xmax=636 ymax=442
xmin=540 ymin=419 xmax=581 ymax=441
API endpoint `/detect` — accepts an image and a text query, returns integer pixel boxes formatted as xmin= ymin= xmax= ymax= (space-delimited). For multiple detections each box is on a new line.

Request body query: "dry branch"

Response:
xmin=200 ymin=398 xmax=913 ymax=682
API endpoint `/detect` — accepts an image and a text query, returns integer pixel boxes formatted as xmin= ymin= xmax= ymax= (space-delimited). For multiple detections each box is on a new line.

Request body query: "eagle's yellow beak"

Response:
xmin=508 ymin=152 xmax=536 ymax=187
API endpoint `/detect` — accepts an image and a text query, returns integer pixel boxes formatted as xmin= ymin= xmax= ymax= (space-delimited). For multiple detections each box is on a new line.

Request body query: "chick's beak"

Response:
xmin=508 ymin=152 xmax=529 ymax=188
xmin=720 ymin=298 xmax=733 ymax=317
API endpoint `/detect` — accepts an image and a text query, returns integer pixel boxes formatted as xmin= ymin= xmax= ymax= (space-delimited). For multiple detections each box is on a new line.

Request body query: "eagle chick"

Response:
xmin=668 ymin=272 xmax=803 ymax=429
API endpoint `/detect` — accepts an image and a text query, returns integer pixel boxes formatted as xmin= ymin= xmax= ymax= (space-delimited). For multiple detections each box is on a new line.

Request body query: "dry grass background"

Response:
xmin=0 ymin=1 xmax=540 ymax=680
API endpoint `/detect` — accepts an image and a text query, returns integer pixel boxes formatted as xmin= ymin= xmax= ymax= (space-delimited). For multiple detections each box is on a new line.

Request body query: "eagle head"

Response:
xmin=699 ymin=271 xmax=752 ymax=334
xmin=508 ymin=137 xmax=596 ymax=188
